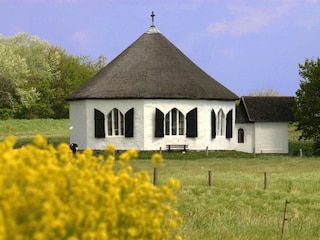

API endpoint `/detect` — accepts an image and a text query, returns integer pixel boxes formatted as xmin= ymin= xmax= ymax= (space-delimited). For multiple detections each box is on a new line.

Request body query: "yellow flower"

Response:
xmin=33 ymin=134 xmax=48 ymax=148
xmin=127 ymin=148 xmax=138 ymax=159
xmin=168 ymin=178 xmax=181 ymax=190
xmin=2 ymin=136 xmax=16 ymax=149
xmin=0 ymin=135 xmax=182 ymax=239
xmin=151 ymin=153 xmax=163 ymax=167
xmin=127 ymin=227 xmax=138 ymax=237
xmin=105 ymin=144 xmax=116 ymax=155
xmin=119 ymin=152 xmax=129 ymax=162
xmin=67 ymin=237 xmax=79 ymax=240
xmin=166 ymin=219 xmax=177 ymax=230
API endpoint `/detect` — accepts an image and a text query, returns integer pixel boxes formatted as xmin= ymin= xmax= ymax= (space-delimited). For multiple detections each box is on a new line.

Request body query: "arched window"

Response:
xmin=238 ymin=128 xmax=244 ymax=143
xmin=165 ymin=108 xmax=184 ymax=136
xmin=217 ymin=109 xmax=225 ymax=136
xmin=107 ymin=108 xmax=124 ymax=136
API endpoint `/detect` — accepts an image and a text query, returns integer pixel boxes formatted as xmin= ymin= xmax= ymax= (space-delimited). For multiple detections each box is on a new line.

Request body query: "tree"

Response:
xmin=248 ymin=88 xmax=280 ymax=96
xmin=0 ymin=37 xmax=39 ymax=119
xmin=293 ymin=57 xmax=320 ymax=155
xmin=49 ymin=47 xmax=106 ymax=118
xmin=0 ymin=33 xmax=106 ymax=119
xmin=0 ymin=33 xmax=56 ymax=119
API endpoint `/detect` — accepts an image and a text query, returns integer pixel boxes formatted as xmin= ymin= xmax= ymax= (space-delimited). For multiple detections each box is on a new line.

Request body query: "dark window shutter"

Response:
xmin=186 ymin=108 xmax=198 ymax=137
xmin=94 ymin=109 xmax=105 ymax=138
xmin=211 ymin=109 xmax=216 ymax=138
xmin=226 ymin=110 xmax=233 ymax=139
xmin=125 ymin=108 xmax=134 ymax=137
xmin=155 ymin=108 xmax=164 ymax=137
xmin=165 ymin=113 xmax=170 ymax=135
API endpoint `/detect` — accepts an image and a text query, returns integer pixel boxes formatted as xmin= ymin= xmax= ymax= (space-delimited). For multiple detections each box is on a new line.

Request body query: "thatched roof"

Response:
xmin=67 ymin=25 xmax=238 ymax=101
xmin=236 ymin=96 xmax=295 ymax=123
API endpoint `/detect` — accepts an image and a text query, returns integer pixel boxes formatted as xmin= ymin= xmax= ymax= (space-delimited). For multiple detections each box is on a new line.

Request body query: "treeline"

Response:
xmin=0 ymin=33 xmax=106 ymax=119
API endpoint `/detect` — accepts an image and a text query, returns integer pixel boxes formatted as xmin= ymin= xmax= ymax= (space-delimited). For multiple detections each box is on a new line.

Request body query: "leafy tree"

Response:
xmin=248 ymin=88 xmax=279 ymax=96
xmin=293 ymin=57 xmax=320 ymax=155
xmin=0 ymin=37 xmax=39 ymax=119
xmin=0 ymin=33 xmax=57 ymax=119
xmin=0 ymin=33 xmax=106 ymax=119
xmin=49 ymin=47 xmax=106 ymax=118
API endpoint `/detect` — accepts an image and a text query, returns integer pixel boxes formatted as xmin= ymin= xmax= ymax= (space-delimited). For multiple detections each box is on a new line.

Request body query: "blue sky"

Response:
xmin=1 ymin=0 xmax=320 ymax=97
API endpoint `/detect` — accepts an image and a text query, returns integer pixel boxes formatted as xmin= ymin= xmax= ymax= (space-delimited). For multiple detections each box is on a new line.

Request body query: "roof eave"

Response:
xmin=67 ymin=96 xmax=239 ymax=101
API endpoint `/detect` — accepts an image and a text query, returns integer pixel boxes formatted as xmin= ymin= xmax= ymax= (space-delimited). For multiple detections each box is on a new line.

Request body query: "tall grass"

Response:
xmin=288 ymin=122 xmax=314 ymax=156
xmin=131 ymin=157 xmax=320 ymax=239
xmin=1 ymin=119 xmax=320 ymax=239
xmin=0 ymin=119 xmax=69 ymax=147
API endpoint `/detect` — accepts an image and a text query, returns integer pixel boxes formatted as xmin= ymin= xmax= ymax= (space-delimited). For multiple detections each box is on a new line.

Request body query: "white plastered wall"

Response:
xmin=235 ymin=122 xmax=289 ymax=154
xmin=143 ymin=99 xmax=236 ymax=151
xmin=69 ymin=100 xmax=88 ymax=149
xmin=208 ymin=100 xmax=237 ymax=151
xmin=235 ymin=123 xmax=254 ymax=153
xmin=81 ymin=99 xmax=144 ymax=150
xmin=69 ymin=99 xmax=237 ymax=151
xmin=254 ymin=122 xmax=289 ymax=154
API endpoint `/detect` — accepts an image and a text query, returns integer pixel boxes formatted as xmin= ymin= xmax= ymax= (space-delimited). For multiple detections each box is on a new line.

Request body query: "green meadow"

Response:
xmin=0 ymin=119 xmax=69 ymax=147
xmin=1 ymin=119 xmax=319 ymax=239
xmin=135 ymin=156 xmax=320 ymax=240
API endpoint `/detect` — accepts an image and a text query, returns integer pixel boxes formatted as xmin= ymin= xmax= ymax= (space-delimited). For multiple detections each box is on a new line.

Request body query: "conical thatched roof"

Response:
xmin=67 ymin=25 xmax=238 ymax=101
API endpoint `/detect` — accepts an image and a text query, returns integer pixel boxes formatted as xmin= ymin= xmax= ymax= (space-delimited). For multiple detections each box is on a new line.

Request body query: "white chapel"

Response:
xmin=67 ymin=12 xmax=294 ymax=154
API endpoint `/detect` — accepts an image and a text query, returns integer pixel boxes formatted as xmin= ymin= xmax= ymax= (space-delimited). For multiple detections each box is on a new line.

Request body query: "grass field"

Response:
xmin=0 ymin=119 xmax=314 ymax=156
xmin=0 ymin=119 xmax=69 ymax=147
xmin=1 ymin=119 xmax=320 ymax=239
xmin=133 ymin=157 xmax=320 ymax=240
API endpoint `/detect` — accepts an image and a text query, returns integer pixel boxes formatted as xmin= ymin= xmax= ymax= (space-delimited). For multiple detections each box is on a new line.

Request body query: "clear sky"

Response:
xmin=1 ymin=0 xmax=319 ymax=97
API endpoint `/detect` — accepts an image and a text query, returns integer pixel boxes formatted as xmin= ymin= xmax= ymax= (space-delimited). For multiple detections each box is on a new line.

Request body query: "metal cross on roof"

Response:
xmin=151 ymin=11 xmax=155 ymax=27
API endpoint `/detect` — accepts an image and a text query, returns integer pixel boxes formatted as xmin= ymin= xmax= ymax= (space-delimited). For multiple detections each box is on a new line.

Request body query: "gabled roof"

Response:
xmin=236 ymin=96 xmax=295 ymax=123
xmin=67 ymin=25 xmax=238 ymax=101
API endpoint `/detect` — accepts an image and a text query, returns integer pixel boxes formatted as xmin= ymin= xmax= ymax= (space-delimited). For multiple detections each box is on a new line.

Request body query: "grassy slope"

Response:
xmin=288 ymin=123 xmax=313 ymax=156
xmin=0 ymin=119 xmax=69 ymax=147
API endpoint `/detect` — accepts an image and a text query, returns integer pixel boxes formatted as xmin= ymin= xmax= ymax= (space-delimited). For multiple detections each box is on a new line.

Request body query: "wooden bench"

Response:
xmin=166 ymin=144 xmax=188 ymax=152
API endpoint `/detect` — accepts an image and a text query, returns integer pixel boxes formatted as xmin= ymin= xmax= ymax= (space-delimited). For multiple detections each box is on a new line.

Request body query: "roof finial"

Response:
xmin=151 ymin=11 xmax=155 ymax=27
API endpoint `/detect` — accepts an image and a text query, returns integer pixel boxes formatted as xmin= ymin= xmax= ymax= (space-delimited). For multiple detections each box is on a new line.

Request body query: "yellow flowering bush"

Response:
xmin=0 ymin=135 xmax=182 ymax=240
xmin=151 ymin=153 xmax=164 ymax=167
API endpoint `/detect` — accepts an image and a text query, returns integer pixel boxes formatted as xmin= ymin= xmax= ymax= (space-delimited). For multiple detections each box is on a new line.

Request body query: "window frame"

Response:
xmin=238 ymin=128 xmax=245 ymax=143
xmin=217 ymin=109 xmax=225 ymax=136
xmin=107 ymin=108 xmax=125 ymax=136
xmin=165 ymin=108 xmax=185 ymax=136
